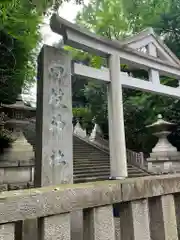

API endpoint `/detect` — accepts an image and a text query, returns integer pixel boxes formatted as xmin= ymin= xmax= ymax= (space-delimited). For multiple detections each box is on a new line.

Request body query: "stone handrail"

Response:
xmin=0 ymin=174 xmax=180 ymax=239
xmin=92 ymin=138 xmax=146 ymax=168
xmin=126 ymin=149 xmax=146 ymax=168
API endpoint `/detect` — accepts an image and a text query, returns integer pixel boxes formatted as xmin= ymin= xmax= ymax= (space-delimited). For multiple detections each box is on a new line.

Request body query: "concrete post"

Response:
xmin=108 ymin=54 xmax=127 ymax=179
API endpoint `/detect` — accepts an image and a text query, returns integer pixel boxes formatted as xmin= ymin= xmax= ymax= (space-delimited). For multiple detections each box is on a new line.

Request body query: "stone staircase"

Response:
xmin=19 ymin=119 xmax=150 ymax=186
xmin=73 ymin=136 xmax=150 ymax=183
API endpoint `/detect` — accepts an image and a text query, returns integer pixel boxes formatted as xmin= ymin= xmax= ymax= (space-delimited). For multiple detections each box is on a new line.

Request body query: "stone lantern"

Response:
xmin=0 ymin=95 xmax=35 ymax=162
xmin=1 ymin=94 xmax=35 ymax=120
xmin=146 ymin=114 xmax=180 ymax=174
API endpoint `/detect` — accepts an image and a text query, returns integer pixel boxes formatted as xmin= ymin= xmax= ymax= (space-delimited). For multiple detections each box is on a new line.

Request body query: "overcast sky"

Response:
xmin=41 ymin=1 xmax=88 ymax=45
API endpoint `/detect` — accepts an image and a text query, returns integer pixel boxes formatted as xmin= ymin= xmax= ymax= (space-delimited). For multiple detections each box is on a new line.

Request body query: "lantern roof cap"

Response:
xmin=146 ymin=114 xmax=176 ymax=128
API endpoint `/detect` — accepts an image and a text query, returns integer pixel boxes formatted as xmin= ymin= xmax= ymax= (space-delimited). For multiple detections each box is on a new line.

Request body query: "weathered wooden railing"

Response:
xmin=0 ymin=174 xmax=180 ymax=239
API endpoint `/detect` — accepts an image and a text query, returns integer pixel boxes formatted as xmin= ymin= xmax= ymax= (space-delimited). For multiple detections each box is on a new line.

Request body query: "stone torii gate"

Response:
xmin=35 ymin=14 xmax=180 ymax=189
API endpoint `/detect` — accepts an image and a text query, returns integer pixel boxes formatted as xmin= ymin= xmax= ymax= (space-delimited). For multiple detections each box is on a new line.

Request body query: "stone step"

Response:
xmin=73 ymin=136 xmax=150 ymax=182
xmin=74 ymin=166 xmax=110 ymax=172
xmin=74 ymin=150 xmax=108 ymax=153
xmin=74 ymin=149 xmax=108 ymax=153
xmin=74 ymin=154 xmax=105 ymax=157
xmin=74 ymin=169 xmax=146 ymax=177
xmin=127 ymin=165 xmax=138 ymax=168
xmin=127 ymin=168 xmax=145 ymax=173
xmin=75 ymin=171 xmax=110 ymax=178
xmin=74 ymin=162 xmax=138 ymax=169
xmin=74 ymin=158 xmax=109 ymax=162
xmin=74 ymin=175 xmax=109 ymax=183
xmin=74 ymin=149 xmax=108 ymax=152
xmin=74 ymin=159 xmax=109 ymax=162
xmin=73 ymin=164 xmax=141 ymax=171
xmin=75 ymin=169 xmax=109 ymax=175
xmin=74 ymin=155 xmax=108 ymax=157
xmin=73 ymin=163 xmax=145 ymax=172
xmin=74 ymin=172 xmax=147 ymax=183
xmin=74 ymin=155 xmax=109 ymax=159
xmin=128 ymin=173 xmax=147 ymax=177
xmin=74 ymin=166 xmax=109 ymax=170
xmin=74 ymin=148 xmax=106 ymax=151
xmin=73 ymin=161 xmax=109 ymax=165
xmin=74 ymin=158 xmax=108 ymax=161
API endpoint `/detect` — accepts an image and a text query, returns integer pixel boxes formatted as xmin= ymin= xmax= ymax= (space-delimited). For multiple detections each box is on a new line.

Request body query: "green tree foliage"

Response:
xmin=0 ymin=0 xmax=41 ymax=103
xmin=74 ymin=0 xmax=180 ymax=153
xmin=120 ymin=0 xmax=180 ymax=58
xmin=121 ymin=0 xmax=172 ymax=32
xmin=0 ymin=0 xmax=81 ymax=104
xmin=76 ymin=0 xmax=131 ymax=39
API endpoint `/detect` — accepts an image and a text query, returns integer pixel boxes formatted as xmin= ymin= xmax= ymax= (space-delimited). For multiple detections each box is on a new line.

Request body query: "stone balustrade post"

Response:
xmin=83 ymin=205 xmax=115 ymax=240
xmin=0 ymin=223 xmax=15 ymax=240
xmin=39 ymin=213 xmax=71 ymax=240
xmin=149 ymin=195 xmax=178 ymax=240
xmin=120 ymin=199 xmax=151 ymax=240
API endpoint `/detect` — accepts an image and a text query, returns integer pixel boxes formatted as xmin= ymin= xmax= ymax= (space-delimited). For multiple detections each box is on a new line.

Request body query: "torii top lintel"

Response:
xmin=50 ymin=14 xmax=180 ymax=79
